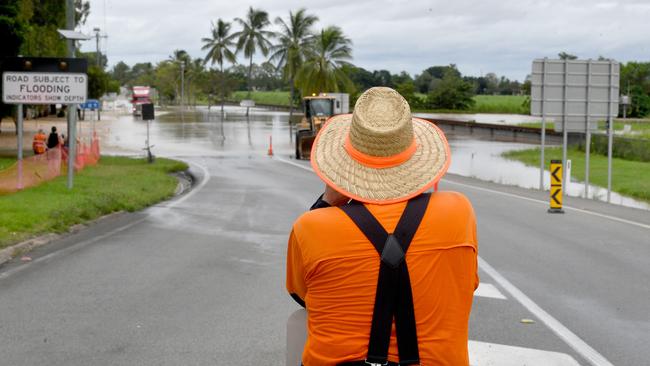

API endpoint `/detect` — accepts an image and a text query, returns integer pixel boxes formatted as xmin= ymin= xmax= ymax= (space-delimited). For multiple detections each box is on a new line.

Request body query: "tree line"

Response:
xmin=0 ymin=0 xmax=119 ymax=125
xmin=2 ymin=3 xmax=650 ymax=118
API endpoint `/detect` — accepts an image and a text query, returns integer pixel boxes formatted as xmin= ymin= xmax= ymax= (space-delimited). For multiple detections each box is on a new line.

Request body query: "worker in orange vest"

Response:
xmin=32 ymin=129 xmax=47 ymax=155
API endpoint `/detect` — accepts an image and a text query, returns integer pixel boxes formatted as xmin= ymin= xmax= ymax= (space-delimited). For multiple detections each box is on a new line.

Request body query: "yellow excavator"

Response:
xmin=295 ymin=95 xmax=336 ymax=160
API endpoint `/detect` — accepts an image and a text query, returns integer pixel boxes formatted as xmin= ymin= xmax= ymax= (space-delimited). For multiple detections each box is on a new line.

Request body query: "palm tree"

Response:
xmin=202 ymin=19 xmax=237 ymax=112
xmin=168 ymin=49 xmax=191 ymax=105
xmin=269 ymin=9 xmax=318 ymax=121
xmin=296 ymin=26 xmax=354 ymax=96
xmin=186 ymin=58 xmax=205 ymax=108
xmin=232 ymin=7 xmax=274 ymax=98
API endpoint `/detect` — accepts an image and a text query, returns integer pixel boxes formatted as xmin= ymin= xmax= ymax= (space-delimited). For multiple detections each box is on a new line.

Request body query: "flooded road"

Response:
xmin=101 ymin=106 xmax=648 ymax=210
xmin=413 ymin=112 xmax=541 ymax=125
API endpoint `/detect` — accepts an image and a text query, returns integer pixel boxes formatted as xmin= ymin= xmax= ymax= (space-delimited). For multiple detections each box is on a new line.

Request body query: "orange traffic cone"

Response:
xmin=267 ymin=135 xmax=274 ymax=156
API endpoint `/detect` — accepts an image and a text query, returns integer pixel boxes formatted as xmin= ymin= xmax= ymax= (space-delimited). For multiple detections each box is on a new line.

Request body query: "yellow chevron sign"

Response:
xmin=548 ymin=160 xmax=564 ymax=213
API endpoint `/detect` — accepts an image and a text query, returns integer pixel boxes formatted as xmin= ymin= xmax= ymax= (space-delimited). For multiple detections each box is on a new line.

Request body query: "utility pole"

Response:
xmin=94 ymin=27 xmax=101 ymax=68
xmin=66 ymin=0 xmax=77 ymax=189
xmin=180 ymin=62 xmax=185 ymax=110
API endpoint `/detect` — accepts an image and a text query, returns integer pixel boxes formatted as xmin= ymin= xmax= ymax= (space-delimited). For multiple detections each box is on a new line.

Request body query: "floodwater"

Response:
xmin=101 ymin=105 xmax=648 ymax=210
xmin=413 ymin=112 xmax=541 ymax=125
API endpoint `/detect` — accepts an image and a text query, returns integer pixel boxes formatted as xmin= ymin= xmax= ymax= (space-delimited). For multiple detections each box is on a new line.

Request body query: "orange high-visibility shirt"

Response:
xmin=287 ymin=191 xmax=478 ymax=366
xmin=32 ymin=133 xmax=47 ymax=154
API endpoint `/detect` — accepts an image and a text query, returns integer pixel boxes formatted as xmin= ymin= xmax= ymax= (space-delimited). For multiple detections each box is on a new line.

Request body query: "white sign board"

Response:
xmin=240 ymin=99 xmax=255 ymax=108
xmin=2 ymin=72 xmax=87 ymax=104
xmin=530 ymin=59 xmax=619 ymax=132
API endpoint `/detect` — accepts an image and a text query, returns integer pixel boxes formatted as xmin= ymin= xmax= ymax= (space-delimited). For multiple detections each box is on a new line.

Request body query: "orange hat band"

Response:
xmin=344 ymin=134 xmax=418 ymax=169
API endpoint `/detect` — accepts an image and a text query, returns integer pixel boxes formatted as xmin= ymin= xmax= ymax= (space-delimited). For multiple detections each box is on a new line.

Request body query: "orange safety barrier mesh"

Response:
xmin=0 ymin=132 xmax=101 ymax=194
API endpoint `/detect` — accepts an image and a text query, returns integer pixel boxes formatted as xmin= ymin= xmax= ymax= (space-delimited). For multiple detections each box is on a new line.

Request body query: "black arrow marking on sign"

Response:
xmin=551 ymin=166 xmax=561 ymax=183
xmin=551 ymin=188 xmax=561 ymax=206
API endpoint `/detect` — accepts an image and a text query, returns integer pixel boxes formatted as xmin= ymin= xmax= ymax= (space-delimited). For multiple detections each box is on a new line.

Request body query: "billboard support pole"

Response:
xmin=561 ymin=60 xmax=569 ymax=197
xmin=539 ymin=58 xmax=547 ymax=191
xmin=607 ymin=62 xmax=614 ymax=203
xmin=66 ymin=0 xmax=76 ymax=189
xmin=585 ymin=60 xmax=592 ymax=198
xmin=16 ymin=104 xmax=24 ymax=190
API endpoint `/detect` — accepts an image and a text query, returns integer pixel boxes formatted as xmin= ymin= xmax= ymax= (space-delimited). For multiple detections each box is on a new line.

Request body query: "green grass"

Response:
xmin=228 ymin=91 xmax=529 ymax=114
xmin=0 ymin=156 xmax=188 ymax=249
xmin=0 ymin=157 xmax=15 ymax=171
xmin=519 ymin=122 xmax=555 ymax=129
xmin=471 ymin=95 xmax=528 ymax=114
xmin=230 ymin=90 xmax=294 ymax=107
xmin=503 ymin=146 xmax=650 ymax=202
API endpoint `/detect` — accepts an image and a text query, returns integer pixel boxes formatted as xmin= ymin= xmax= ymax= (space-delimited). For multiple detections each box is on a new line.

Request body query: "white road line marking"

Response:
xmin=275 ymin=156 xmax=615 ymax=366
xmin=474 ymin=283 xmax=507 ymax=300
xmin=443 ymin=179 xmax=650 ymax=230
xmin=274 ymin=156 xmax=312 ymax=172
xmin=469 ymin=340 xmax=581 ymax=366
xmin=478 ymin=257 xmax=614 ymax=366
xmin=165 ymin=160 xmax=211 ymax=208
xmin=274 ymin=156 xmax=650 ymax=230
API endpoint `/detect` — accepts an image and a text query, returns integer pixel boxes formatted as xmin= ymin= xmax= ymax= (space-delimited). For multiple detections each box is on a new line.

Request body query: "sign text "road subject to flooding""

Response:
xmin=2 ymin=72 xmax=87 ymax=104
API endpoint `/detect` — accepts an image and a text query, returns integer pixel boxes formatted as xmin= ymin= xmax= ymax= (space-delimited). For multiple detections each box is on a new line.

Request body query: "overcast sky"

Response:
xmin=78 ymin=0 xmax=650 ymax=81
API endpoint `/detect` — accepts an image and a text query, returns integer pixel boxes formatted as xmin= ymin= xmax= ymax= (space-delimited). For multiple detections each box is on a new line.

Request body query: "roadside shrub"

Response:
xmin=577 ymin=134 xmax=650 ymax=162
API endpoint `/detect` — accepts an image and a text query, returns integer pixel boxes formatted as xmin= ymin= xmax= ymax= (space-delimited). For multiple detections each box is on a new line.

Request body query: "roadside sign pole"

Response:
xmin=66 ymin=0 xmax=76 ymax=189
xmin=561 ymin=60 xmax=569 ymax=197
xmin=585 ymin=60 xmax=592 ymax=198
xmin=607 ymin=62 xmax=614 ymax=202
xmin=539 ymin=58 xmax=547 ymax=191
xmin=68 ymin=104 xmax=77 ymax=189
xmin=16 ymin=104 xmax=24 ymax=190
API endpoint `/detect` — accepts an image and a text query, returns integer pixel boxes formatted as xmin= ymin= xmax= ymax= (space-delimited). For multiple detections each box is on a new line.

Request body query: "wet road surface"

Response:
xmin=0 ymin=107 xmax=648 ymax=366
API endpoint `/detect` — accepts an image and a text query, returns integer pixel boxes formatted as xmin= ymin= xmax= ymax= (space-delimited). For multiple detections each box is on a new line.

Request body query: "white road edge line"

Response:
xmin=0 ymin=160 xmax=212 ymax=281
xmin=275 ymin=156 xmax=615 ymax=366
xmin=166 ymin=160 xmax=211 ymax=208
xmin=478 ymin=257 xmax=614 ymax=366
xmin=443 ymin=179 xmax=650 ymax=230
xmin=274 ymin=156 xmax=650 ymax=230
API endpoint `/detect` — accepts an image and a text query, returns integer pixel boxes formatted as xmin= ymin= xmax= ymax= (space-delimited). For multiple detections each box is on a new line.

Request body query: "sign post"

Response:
xmin=16 ymin=104 xmax=24 ymax=190
xmin=1 ymin=57 xmax=88 ymax=190
xmin=548 ymin=160 xmax=564 ymax=213
xmin=142 ymin=103 xmax=155 ymax=163
xmin=531 ymin=59 xmax=619 ymax=202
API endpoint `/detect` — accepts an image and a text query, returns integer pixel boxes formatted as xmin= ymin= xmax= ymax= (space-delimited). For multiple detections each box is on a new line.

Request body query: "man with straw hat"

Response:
xmin=286 ymin=87 xmax=478 ymax=365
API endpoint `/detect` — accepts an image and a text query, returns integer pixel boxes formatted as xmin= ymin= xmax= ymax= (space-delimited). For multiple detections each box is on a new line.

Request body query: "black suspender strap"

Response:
xmin=339 ymin=194 xmax=431 ymax=366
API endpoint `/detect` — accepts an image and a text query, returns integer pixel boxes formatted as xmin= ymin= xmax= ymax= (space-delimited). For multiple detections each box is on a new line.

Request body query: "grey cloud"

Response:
xmin=79 ymin=0 xmax=650 ymax=80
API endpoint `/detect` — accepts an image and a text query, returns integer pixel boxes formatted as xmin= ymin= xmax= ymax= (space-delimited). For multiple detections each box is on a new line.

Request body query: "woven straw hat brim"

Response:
xmin=310 ymin=114 xmax=451 ymax=204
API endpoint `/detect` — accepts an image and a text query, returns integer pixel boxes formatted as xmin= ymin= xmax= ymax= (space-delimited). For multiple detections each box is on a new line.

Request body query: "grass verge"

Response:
xmin=0 ymin=156 xmax=188 ymax=250
xmin=230 ymin=90 xmax=295 ymax=107
xmin=228 ymin=91 xmax=530 ymax=114
xmin=502 ymin=146 xmax=650 ymax=202
xmin=471 ymin=95 xmax=528 ymax=114
xmin=0 ymin=157 xmax=15 ymax=171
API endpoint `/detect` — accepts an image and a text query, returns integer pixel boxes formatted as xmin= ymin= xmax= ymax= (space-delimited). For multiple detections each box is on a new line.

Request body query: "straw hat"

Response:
xmin=310 ymin=87 xmax=450 ymax=204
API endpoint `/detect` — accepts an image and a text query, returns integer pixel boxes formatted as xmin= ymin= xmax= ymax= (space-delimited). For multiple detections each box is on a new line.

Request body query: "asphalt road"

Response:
xmin=0 ymin=109 xmax=648 ymax=366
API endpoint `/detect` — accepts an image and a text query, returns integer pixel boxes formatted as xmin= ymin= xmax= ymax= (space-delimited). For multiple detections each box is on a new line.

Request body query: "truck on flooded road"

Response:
xmin=131 ymin=86 xmax=151 ymax=116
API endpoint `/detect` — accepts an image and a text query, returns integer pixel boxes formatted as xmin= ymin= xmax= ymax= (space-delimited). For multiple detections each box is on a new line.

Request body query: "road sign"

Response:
xmin=80 ymin=99 xmax=100 ymax=110
xmin=548 ymin=160 xmax=564 ymax=213
xmin=531 ymin=59 xmax=619 ymax=133
xmin=142 ymin=103 xmax=154 ymax=120
xmin=2 ymin=72 xmax=87 ymax=104
xmin=240 ymin=99 xmax=255 ymax=108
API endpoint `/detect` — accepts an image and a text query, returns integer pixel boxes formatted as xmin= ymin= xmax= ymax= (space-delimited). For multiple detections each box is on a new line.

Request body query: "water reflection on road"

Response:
xmin=102 ymin=106 xmax=648 ymax=210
